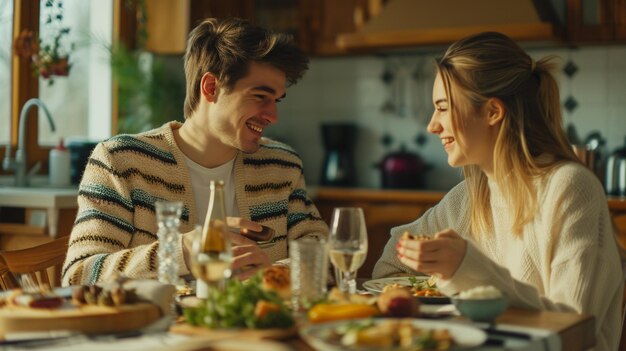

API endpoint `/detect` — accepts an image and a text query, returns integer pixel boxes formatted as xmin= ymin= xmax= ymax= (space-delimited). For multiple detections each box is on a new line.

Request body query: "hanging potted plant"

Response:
xmin=13 ymin=0 xmax=73 ymax=86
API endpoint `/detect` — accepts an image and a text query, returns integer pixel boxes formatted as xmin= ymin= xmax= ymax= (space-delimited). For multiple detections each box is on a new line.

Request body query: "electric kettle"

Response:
xmin=605 ymin=137 xmax=626 ymax=196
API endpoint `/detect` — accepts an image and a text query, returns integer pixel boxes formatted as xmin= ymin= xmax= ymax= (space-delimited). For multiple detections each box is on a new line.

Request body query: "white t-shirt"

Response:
xmin=181 ymin=154 xmax=239 ymax=226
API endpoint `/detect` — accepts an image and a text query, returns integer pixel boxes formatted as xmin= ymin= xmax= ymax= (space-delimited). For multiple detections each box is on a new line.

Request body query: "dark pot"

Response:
xmin=375 ymin=146 xmax=427 ymax=189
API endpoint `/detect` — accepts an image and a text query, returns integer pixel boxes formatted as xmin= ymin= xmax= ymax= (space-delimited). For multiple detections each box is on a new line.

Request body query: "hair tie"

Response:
xmin=530 ymin=60 xmax=536 ymax=72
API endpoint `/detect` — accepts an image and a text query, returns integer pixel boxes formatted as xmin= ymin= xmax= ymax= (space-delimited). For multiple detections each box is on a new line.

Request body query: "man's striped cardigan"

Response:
xmin=61 ymin=122 xmax=328 ymax=286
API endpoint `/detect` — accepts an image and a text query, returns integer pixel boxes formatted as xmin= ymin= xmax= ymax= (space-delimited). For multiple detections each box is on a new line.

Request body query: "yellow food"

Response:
xmin=254 ymin=300 xmax=281 ymax=320
xmin=308 ymin=303 xmax=378 ymax=323
xmin=261 ymin=265 xmax=291 ymax=299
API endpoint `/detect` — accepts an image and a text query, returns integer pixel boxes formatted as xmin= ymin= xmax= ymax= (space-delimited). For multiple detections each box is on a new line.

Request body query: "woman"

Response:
xmin=373 ymin=32 xmax=623 ymax=350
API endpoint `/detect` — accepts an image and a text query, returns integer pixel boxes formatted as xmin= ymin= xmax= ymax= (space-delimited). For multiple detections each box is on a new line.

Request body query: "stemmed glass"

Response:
xmin=329 ymin=207 xmax=368 ymax=294
xmin=190 ymin=223 xmax=232 ymax=297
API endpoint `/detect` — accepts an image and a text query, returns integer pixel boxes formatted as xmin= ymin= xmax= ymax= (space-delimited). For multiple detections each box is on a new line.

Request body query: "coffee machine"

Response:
xmin=320 ymin=123 xmax=357 ymax=187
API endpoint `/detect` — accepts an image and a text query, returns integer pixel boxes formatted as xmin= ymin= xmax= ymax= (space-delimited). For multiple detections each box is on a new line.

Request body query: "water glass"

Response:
xmin=290 ymin=237 xmax=329 ymax=313
xmin=155 ymin=200 xmax=183 ymax=286
xmin=329 ymin=207 xmax=368 ymax=294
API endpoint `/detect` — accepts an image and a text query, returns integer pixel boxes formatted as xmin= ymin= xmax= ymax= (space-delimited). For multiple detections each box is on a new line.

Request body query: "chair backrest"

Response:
xmin=612 ymin=214 xmax=626 ymax=351
xmin=0 ymin=236 xmax=69 ymax=290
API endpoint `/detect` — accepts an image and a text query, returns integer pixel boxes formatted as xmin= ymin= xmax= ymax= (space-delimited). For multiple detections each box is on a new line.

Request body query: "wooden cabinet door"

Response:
xmin=614 ymin=0 xmax=626 ymax=40
xmin=566 ymin=0 xmax=614 ymax=42
xmin=306 ymin=0 xmax=361 ymax=55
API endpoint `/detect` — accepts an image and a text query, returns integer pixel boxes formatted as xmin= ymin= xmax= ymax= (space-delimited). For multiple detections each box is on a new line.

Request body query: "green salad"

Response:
xmin=183 ymin=273 xmax=294 ymax=329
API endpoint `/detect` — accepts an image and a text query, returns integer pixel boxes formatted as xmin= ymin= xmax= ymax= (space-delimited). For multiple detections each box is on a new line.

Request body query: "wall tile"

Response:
xmin=278 ymin=45 xmax=626 ymax=190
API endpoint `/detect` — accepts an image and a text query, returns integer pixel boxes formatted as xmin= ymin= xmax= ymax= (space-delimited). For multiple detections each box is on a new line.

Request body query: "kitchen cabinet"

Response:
xmin=563 ymin=0 xmax=626 ymax=43
xmin=188 ymin=0 xmax=362 ymax=56
xmin=314 ymin=188 xmax=626 ymax=279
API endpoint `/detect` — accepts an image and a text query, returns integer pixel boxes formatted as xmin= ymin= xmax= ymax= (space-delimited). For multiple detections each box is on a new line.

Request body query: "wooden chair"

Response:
xmin=0 ymin=236 xmax=70 ymax=290
xmin=612 ymin=214 xmax=626 ymax=351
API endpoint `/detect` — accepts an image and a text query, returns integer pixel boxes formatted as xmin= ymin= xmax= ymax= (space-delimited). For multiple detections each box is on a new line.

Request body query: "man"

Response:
xmin=62 ymin=18 xmax=328 ymax=286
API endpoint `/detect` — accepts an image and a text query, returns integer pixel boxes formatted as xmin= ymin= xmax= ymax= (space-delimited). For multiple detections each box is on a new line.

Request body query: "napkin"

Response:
xmin=99 ymin=279 xmax=176 ymax=316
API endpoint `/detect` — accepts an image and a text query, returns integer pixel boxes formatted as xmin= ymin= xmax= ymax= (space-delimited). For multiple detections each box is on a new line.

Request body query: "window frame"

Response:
xmin=2 ymin=0 xmax=132 ymax=175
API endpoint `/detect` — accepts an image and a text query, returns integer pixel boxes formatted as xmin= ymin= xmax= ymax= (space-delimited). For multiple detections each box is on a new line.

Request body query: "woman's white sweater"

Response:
xmin=373 ymin=162 xmax=624 ymax=350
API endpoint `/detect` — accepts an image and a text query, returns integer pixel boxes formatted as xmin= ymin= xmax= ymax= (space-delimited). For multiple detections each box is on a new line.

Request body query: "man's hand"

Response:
xmin=226 ymin=231 xmax=271 ymax=280
xmin=181 ymin=229 xmax=195 ymax=271
xmin=227 ymin=217 xmax=263 ymax=233
xmin=396 ymin=229 xmax=467 ymax=279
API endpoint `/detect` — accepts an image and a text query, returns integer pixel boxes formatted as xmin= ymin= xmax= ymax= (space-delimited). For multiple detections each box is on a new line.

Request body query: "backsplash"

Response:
xmin=271 ymin=45 xmax=626 ymax=191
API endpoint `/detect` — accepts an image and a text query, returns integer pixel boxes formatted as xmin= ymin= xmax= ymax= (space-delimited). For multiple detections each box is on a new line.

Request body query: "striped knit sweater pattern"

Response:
xmin=61 ymin=121 xmax=329 ymax=286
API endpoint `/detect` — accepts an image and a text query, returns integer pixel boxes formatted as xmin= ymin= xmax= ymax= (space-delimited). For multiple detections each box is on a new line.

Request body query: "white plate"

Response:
xmin=363 ymin=276 xmax=451 ymax=305
xmin=362 ymin=276 xmax=430 ymax=294
xmin=300 ymin=318 xmax=487 ymax=350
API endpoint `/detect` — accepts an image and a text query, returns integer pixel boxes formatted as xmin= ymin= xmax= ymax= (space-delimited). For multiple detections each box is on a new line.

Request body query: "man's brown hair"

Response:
xmin=183 ymin=17 xmax=309 ymax=118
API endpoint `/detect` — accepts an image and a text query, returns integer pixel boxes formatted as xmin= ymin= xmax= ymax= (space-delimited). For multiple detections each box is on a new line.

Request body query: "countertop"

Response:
xmin=0 ymin=186 xmax=78 ymax=209
xmin=312 ymin=186 xmax=626 ymax=211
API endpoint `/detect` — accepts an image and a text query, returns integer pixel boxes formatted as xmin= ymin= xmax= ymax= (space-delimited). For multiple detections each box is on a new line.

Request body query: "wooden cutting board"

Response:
xmin=0 ymin=302 xmax=161 ymax=336
xmin=170 ymin=322 xmax=297 ymax=341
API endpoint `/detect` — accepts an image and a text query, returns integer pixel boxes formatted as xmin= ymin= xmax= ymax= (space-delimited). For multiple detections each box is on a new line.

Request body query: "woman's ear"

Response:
xmin=486 ymin=97 xmax=505 ymax=126
xmin=201 ymin=72 xmax=218 ymax=102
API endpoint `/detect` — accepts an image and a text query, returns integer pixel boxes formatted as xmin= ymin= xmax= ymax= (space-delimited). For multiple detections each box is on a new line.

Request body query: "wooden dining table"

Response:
xmin=281 ymin=307 xmax=595 ymax=351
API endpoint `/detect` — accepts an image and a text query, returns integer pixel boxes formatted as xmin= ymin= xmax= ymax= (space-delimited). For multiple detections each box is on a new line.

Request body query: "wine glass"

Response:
xmin=190 ymin=222 xmax=232 ymax=298
xmin=329 ymin=207 xmax=368 ymax=294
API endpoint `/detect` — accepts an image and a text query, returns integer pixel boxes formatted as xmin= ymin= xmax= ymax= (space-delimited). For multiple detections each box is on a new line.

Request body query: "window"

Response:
xmin=0 ymin=0 xmax=12 ymax=145
xmin=37 ymin=0 xmax=112 ymax=146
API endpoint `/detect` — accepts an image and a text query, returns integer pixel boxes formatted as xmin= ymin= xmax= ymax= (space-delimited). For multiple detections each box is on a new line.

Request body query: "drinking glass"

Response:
xmin=290 ymin=237 xmax=329 ymax=313
xmin=190 ymin=224 xmax=232 ymax=298
xmin=155 ymin=200 xmax=183 ymax=286
xmin=329 ymin=207 xmax=368 ymax=294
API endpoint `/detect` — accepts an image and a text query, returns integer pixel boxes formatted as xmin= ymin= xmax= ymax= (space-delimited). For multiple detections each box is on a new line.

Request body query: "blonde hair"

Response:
xmin=436 ymin=32 xmax=579 ymax=236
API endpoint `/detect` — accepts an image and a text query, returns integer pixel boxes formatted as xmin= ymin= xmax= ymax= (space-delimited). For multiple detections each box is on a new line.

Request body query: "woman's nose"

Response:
xmin=427 ymin=112 xmax=441 ymax=134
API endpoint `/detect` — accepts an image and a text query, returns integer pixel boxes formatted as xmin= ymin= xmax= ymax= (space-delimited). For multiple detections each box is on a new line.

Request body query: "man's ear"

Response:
xmin=201 ymin=72 xmax=218 ymax=102
xmin=486 ymin=97 xmax=505 ymax=126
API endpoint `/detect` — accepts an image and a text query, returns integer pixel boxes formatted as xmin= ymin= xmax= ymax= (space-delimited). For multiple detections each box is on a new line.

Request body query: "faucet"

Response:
xmin=3 ymin=98 xmax=56 ymax=187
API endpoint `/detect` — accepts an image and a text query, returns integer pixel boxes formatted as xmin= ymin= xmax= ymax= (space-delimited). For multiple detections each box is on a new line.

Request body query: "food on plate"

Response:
xmin=72 ymin=284 xmax=141 ymax=307
xmin=376 ymin=286 xmax=420 ymax=317
xmin=337 ymin=319 xmax=454 ymax=350
xmin=261 ymin=265 xmax=291 ymax=299
xmin=459 ymin=285 xmax=502 ymax=299
xmin=383 ymin=276 xmax=445 ymax=298
xmin=183 ymin=272 xmax=293 ymax=329
xmin=307 ymin=303 xmax=379 ymax=323
xmin=10 ymin=289 xmax=64 ymax=309
xmin=327 ymin=287 xmax=375 ymax=305
xmin=254 ymin=300 xmax=281 ymax=320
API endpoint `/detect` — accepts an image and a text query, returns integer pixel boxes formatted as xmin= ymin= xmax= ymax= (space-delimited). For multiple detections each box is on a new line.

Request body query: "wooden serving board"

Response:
xmin=0 ymin=302 xmax=161 ymax=335
xmin=170 ymin=322 xmax=297 ymax=341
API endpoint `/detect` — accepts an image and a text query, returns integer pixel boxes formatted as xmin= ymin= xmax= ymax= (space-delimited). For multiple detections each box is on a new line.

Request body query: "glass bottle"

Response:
xmin=192 ymin=180 xmax=232 ymax=298
xmin=155 ymin=200 xmax=184 ymax=286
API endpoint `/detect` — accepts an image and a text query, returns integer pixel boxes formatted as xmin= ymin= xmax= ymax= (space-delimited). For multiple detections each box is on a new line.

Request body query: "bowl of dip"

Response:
xmin=451 ymin=286 xmax=508 ymax=323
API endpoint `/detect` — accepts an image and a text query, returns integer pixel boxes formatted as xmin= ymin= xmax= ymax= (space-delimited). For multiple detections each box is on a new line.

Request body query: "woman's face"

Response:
xmin=427 ymin=73 xmax=497 ymax=174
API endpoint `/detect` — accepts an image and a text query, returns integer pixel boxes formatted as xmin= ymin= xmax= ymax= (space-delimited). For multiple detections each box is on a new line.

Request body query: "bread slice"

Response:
xmin=261 ymin=265 xmax=291 ymax=299
xmin=401 ymin=231 xmax=431 ymax=241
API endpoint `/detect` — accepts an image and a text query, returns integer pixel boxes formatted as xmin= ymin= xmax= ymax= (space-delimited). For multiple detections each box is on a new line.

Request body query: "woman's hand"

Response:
xmin=396 ymin=229 xmax=467 ymax=279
